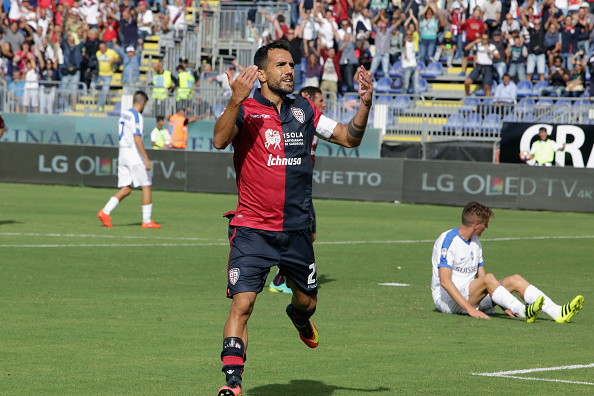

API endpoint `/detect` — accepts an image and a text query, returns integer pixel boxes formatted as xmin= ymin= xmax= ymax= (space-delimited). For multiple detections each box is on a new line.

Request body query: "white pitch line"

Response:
xmin=0 ymin=243 xmax=229 ymax=248
xmin=473 ymin=363 xmax=594 ymax=386
xmin=0 ymin=232 xmax=226 ymax=241
xmin=378 ymin=283 xmax=410 ymax=287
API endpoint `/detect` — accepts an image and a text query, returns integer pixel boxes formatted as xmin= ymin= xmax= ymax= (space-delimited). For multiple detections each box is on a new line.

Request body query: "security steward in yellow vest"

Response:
xmin=168 ymin=105 xmax=199 ymax=149
xmin=152 ymin=62 xmax=174 ymax=100
xmin=528 ymin=127 xmax=566 ymax=166
xmin=176 ymin=64 xmax=196 ymax=101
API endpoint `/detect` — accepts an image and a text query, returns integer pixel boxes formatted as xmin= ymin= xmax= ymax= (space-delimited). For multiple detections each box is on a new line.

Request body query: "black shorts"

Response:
xmin=309 ymin=204 xmax=316 ymax=234
xmin=468 ymin=65 xmax=493 ymax=86
xmin=226 ymin=226 xmax=318 ymax=298
xmin=463 ymin=41 xmax=474 ymax=57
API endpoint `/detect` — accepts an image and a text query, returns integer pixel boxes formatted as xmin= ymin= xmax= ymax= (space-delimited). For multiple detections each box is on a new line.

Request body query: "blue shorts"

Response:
xmin=226 ymin=225 xmax=318 ymax=298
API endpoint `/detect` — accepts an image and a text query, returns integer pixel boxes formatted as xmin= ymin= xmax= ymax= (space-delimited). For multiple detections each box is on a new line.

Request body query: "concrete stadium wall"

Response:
xmin=2 ymin=143 xmax=593 ymax=213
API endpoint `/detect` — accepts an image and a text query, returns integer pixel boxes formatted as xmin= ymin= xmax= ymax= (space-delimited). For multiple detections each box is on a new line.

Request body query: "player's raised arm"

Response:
xmin=328 ymin=66 xmax=373 ymax=148
xmin=213 ymin=65 xmax=259 ymax=150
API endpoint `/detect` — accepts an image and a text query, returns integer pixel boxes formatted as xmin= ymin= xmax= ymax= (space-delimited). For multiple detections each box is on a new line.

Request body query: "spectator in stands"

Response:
xmin=521 ymin=13 xmax=546 ymax=81
xmin=8 ymin=70 xmax=25 ymax=113
xmin=460 ymin=7 xmax=485 ymax=76
xmin=14 ymin=41 xmax=35 ymax=73
xmin=560 ymin=16 xmax=581 ymax=73
xmin=304 ymin=51 xmax=322 ymax=87
xmin=545 ymin=21 xmax=561 ymax=68
xmin=261 ymin=10 xmax=289 ymax=41
xmin=418 ymin=1 xmax=438 ymax=66
xmin=100 ymin=11 xmax=119 ymax=46
xmin=353 ymin=7 xmax=373 ymax=43
xmin=436 ymin=3 xmax=452 ymax=46
xmin=319 ymin=8 xmax=340 ymax=49
xmin=491 ymin=30 xmax=507 ymax=82
xmin=450 ymin=2 xmax=465 ymax=60
xmin=0 ymin=42 xmax=15 ymax=85
xmin=389 ymin=16 xmax=404 ymax=65
xmin=319 ymin=36 xmax=342 ymax=93
xmin=39 ymin=56 xmax=59 ymax=114
xmin=483 ymin=0 xmax=502 ymax=37
xmin=151 ymin=61 xmax=174 ymax=117
xmin=337 ymin=18 xmax=352 ymax=42
xmin=493 ymin=73 xmax=518 ymax=106
xmin=82 ymin=27 xmax=100 ymax=87
xmin=370 ymin=13 xmax=396 ymax=78
xmin=136 ymin=1 xmax=154 ymax=43
xmin=464 ymin=33 xmax=500 ymax=97
xmin=282 ymin=21 xmax=306 ymax=93
xmin=538 ymin=55 xmax=568 ymax=97
xmin=155 ymin=13 xmax=175 ymax=49
xmin=61 ymin=34 xmax=84 ymax=110
xmin=167 ymin=0 xmax=185 ymax=39
xmin=5 ymin=21 xmax=26 ymax=53
xmin=247 ymin=20 xmax=272 ymax=49
xmin=95 ymin=40 xmax=119 ymax=111
xmin=576 ymin=4 xmax=593 ymax=57
xmin=402 ymin=29 xmax=419 ymax=95
xmin=122 ymin=46 xmax=140 ymax=91
xmin=501 ymin=13 xmax=521 ymax=42
xmin=175 ymin=63 xmax=195 ymax=107
xmin=370 ymin=0 xmax=390 ymax=18
xmin=299 ymin=0 xmax=317 ymax=54
xmin=207 ymin=63 xmax=240 ymax=97
xmin=81 ymin=0 xmax=100 ymax=29
xmin=506 ymin=35 xmax=528 ymax=82
xmin=339 ymin=32 xmax=359 ymax=93
xmin=119 ymin=8 xmax=139 ymax=55
xmin=566 ymin=52 xmax=586 ymax=96
xmin=588 ymin=50 xmax=594 ymax=98
xmin=23 ymin=58 xmax=39 ymax=113
xmin=432 ymin=31 xmax=457 ymax=68
xmin=541 ymin=0 xmax=564 ymax=29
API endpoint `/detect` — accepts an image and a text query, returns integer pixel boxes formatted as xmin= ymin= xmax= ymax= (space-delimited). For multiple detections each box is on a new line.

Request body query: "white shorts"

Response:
xmin=23 ymin=88 xmax=39 ymax=107
xmin=118 ymin=151 xmax=151 ymax=188
xmin=432 ymin=280 xmax=494 ymax=315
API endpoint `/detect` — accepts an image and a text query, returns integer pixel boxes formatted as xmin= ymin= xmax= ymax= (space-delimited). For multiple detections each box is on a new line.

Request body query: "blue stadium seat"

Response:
xmin=516 ymin=98 xmax=535 ymax=114
xmin=392 ymin=96 xmax=411 ymax=111
xmin=408 ymin=78 xmax=428 ymax=94
xmin=536 ymin=99 xmax=553 ymax=107
xmin=460 ymin=97 xmax=480 ymax=113
xmin=443 ymin=113 xmax=464 ymax=133
xmin=376 ymin=77 xmax=392 ymax=93
xmin=481 ymin=114 xmax=502 ymax=133
xmin=389 ymin=76 xmax=403 ymax=94
xmin=389 ymin=61 xmax=403 ymax=77
xmin=463 ymin=113 xmax=483 ymax=131
xmin=516 ymin=80 xmax=533 ymax=98
xmin=375 ymin=95 xmax=392 ymax=105
xmin=422 ymin=62 xmax=443 ymax=78
xmin=108 ymin=102 xmax=121 ymax=117
xmin=532 ymin=81 xmax=549 ymax=96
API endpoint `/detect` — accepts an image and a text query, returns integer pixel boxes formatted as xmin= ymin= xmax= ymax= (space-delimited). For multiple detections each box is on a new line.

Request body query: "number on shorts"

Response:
xmin=307 ymin=263 xmax=317 ymax=285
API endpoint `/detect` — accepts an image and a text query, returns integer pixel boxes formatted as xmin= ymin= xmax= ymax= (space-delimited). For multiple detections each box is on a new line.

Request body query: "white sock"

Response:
xmin=103 ymin=197 xmax=120 ymax=215
xmin=524 ymin=284 xmax=561 ymax=319
xmin=492 ymin=286 xmax=526 ymax=318
xmin=142 ymin=204 xmax=152 ymax=223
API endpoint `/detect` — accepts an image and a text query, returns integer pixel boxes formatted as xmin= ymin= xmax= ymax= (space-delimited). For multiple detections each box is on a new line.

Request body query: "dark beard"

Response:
xmin=268 ymin=78 xmax=294 ymax=96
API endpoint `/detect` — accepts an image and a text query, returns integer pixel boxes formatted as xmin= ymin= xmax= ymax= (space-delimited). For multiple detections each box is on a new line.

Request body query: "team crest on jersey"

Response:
xmin=441 ymin=248 xmax=447 ymax=258
xmin=228 ymin=268 xmax=240 ymax=285
xmin=291 ymin=107 xmax=305 ymax=123
xmin=264 ymin=129 xmax=282 ymax=150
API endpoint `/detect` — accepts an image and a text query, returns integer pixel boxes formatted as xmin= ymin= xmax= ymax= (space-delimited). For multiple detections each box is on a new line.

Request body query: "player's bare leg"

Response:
xmin=219 ymin=292 xmax=255 ymax=396
xmin=286 ymin=278 xmax=319 ymax=348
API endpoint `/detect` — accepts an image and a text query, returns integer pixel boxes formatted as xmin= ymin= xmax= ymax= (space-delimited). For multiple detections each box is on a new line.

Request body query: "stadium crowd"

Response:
xmin=0 ymin=0 xmax=188 ymax=112
xmin=3 ymin=0 xmax=594 ymax=113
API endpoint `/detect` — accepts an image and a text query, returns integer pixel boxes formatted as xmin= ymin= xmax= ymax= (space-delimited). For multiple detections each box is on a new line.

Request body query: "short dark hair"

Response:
xmin=254 ymin=40 xmax=291 ymax=70
xmin=133 ymin=90 xmax=149 ymax=105
xmin=156 ymin=116 xmax=164 ymax=122
xmin=176 ymin=64 xmax=185 ymax=71
xmin=554 ymin=55 xmax=562 ymax=63
xmin=462 ymin=202 xmax=494 ymax=226
xmin=299 ymin=86 xmax=322 ymax=100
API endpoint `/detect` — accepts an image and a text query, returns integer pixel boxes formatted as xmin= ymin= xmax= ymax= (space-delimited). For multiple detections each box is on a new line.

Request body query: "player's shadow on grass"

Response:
xmin=0 ymin=220 xmax=21 ymax=226
xmin=317 ymin=274 xmax=336 ymax=289
xmin=248 ymin=380 xmax=390 ymax=396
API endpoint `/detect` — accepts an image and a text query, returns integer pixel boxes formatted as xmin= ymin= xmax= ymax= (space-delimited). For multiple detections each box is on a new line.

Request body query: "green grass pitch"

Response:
xmin=0 ymin=182 xmax=593 ymax=395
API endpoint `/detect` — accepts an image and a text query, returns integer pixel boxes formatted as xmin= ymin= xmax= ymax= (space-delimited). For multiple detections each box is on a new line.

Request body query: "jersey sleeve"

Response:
xmin=132 ymin=111 xmax=142 ymax=136
xmin=235 ymin=104 xmax=245 ymax=132
xmin=438 ymin=235 xmax=456 ymax=269
xmin=477 ymin=240 xmax=484 ymax=267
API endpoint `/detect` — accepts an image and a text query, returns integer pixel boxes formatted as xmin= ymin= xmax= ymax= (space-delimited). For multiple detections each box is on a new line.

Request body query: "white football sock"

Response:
xmin=103 ymin=197 xmax=120 ymax=215
xmin=142 ymin=204 xmax=152 ymax=223
xmin=492 ymin=286 xmax=526 ymax=318
xmin=524 ymin=284 xmax=561 ymax=319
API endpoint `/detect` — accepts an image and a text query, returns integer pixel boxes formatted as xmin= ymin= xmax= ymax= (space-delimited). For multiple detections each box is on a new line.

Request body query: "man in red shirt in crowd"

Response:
xmin=460 ymin=7 xmax=486 ymax=76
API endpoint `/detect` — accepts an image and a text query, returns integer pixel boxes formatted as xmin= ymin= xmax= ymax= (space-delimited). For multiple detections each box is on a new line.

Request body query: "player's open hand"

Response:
xmin=228 ymin=65 xmax=258 ymax=102
xmin=357 ymin=66 xmax=373 ymax=108
xmin=468 ymin=308 xmax=491 ymax=319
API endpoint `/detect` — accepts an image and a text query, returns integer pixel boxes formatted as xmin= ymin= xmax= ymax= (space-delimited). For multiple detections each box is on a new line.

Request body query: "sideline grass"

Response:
xmin=0 ymin=183 xmax=593 ymax=395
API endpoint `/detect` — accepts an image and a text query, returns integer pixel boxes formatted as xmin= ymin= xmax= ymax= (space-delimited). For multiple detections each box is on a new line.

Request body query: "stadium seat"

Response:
xmin=460 ymin=97 xmax=480 ymax=114
xmin=554 ymin=99 xmax=572 ymax=116
xmin=389 ymin=61 xmax=403 ymax=77
xmin=516 ymin=98 xmax=535 ymax=114
xmin=389 ymin=76 xmax=403 ymax=94
xmin=422 ymin=62 xmax=443 ymax=78
xmin=108 ymin=102 xmax=122 ymax=117
xmin=392 ymin=96 xmax=411 ymax=111
xmin=536 ymin=99 xmax=554 ymax=107
xmin=532 ymin=81 xmax=549 ymax=97
xmin=408 ymin=78 xmax=428 ymax=94
xmin=516 ymin=80 xmax=533 ymax=98
xmin=463 ymin=113 xmax=483 ymax=132
xmin=503 ymin=113 xmax=517 ymax=122
xmin=443 ymin=113 xmax=464 ymax=133
xmin=375 ymin=95 xmax=392 ymax=105
xmin=481 ymin=114 xmax=502 ymax=133
xmin=417 ymin=62 xmax=426 ymax=73
xmin=376 ymin=77 xmax=392 ymax=93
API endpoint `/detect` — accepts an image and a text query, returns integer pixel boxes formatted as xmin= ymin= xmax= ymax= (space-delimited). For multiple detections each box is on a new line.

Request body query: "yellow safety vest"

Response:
xmin=152 ymin=127 xmax=170 ymax=149
xmin=534 ymin=139 xmax=555 ymax=164
xmin=153 ymin=70 xmax=172 ymax=99
xmin=176 ymin=71 xmax=195 ymax=101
